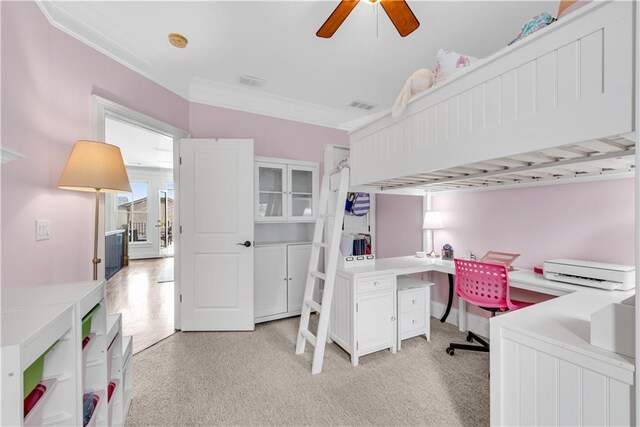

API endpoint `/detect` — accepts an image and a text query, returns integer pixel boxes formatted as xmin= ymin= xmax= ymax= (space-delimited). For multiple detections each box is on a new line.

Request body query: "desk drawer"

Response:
xmin=357 ymin=275 xmax=394 ymax=293
xmin=400 ymin=308 xmax=426 ymax=335
xmin=399 ymin=288 xmax=426 ymax=314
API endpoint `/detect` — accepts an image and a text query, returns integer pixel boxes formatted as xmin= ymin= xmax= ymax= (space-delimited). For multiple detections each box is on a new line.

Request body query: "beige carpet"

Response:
xmin=127 ymin=316 xmax=489 ymax=426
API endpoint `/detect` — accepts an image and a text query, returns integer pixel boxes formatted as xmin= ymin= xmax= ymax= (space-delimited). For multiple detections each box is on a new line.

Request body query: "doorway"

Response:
xmin=93 ymin=96 xmax=189 ymax=352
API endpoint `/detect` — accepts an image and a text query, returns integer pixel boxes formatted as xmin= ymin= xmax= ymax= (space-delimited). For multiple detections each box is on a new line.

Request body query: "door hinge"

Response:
xmin=179 ymin=157 xmax=182 ymax=165
xmin=368 ymin=225 xmax=371 ymax=232
xmin=356 ymin=341 xmax=359 ymax=350
xmin=180 ymin=225 xmax=183 ymax=234
xmin=356 ymin=302 xmax=358 ymax=312
xmin=180 ymin=294 xmax=183 ymax=302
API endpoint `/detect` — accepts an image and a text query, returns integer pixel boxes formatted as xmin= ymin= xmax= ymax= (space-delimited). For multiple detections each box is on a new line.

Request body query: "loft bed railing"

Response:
xmin=349 ymin=1 xmax=635 ymax=192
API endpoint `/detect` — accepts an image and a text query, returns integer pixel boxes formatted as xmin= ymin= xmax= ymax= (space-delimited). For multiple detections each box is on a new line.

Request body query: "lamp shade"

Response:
xmin=423 ymin=211 xmax=443 ymax=230
xmin=58 ymin=140 xmax=131 ymax=193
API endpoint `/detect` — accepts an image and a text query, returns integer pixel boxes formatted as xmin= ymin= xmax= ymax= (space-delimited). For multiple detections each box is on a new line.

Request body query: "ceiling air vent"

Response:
xmin=349 ymin=100 xmax=376 ymax=111
xmin=237 ymin=75 xmax=266 ymax=89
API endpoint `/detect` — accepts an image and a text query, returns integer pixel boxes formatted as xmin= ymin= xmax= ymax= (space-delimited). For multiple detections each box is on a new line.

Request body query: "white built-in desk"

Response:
xmin=334 ymin=256 xmax=635 ymax=425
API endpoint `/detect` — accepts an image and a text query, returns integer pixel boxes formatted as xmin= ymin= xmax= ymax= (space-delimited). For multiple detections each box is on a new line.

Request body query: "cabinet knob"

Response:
xmin=284 ymin=278 xmax=287 ymax=281
xmin=374 ymin=281 xmax=379 ymax=286
xmin=289 ymin=278 xmax=292 ymax=281
xmin=412 ymin=319 xmax=417 ymax=325
xmin=391 ymin=316 xmax=396 ymax=321
xmin=412 ymin=299 xmax=417 ymax=304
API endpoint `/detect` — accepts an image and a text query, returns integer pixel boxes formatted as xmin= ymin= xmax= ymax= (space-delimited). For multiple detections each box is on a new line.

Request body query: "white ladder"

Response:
xmin=295 ymin=168 xmax=349 ymax=374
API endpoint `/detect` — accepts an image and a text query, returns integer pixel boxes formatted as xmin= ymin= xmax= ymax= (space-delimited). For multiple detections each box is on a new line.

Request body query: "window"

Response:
xmin=117 ymin=182 xmax=149 ymax=243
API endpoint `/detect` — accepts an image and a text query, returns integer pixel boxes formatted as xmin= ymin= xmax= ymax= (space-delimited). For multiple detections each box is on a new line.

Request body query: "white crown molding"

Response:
xmin=35 ymin=1 xmax=371 ymax=131
xmin=36 ymin=1 xmax=190 ymax=100
xmin=190 ymin=78 xmax=363 ymax=131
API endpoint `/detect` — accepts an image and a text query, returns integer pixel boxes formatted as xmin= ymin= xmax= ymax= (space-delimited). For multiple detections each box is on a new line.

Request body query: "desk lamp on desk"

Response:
xmin=423 ymin=211 xmax=443 ymax=258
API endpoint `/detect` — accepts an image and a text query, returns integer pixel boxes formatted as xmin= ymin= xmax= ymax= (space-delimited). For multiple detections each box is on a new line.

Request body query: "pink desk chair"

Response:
xmin=446 ymin=259 xmax=533 ymax=356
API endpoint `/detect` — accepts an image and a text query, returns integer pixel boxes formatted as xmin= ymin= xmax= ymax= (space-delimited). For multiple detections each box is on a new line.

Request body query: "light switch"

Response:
xmin=36 ymin=220 xmax=51 ymax=241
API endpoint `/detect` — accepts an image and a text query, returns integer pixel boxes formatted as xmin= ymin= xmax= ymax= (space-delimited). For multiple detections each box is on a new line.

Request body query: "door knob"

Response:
xmin=236 ymin=240 xmax=252 ymax=247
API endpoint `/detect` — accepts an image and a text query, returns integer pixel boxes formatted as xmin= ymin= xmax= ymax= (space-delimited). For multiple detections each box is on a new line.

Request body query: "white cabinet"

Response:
xmin=329 ymin=272 xmax=397 ymax=366
xmin=357 ymin=291 xmax=395 ymax=356
xmin=254 ymin=243 xmax=312 ymax=323
xmin=254 ymin=158 xmax=318 ymax=222
xmin=254 ymin=246 xmax=288 ymax=319
xmin=396 ymin=277 xmax=433 ymax=351
xmin=286 ymin=244 xmax=312 ymax=313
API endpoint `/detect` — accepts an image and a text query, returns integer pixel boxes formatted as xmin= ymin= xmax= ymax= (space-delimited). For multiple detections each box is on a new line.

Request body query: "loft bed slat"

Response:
xmin=349 ymin=1 xmax=634 ymax=193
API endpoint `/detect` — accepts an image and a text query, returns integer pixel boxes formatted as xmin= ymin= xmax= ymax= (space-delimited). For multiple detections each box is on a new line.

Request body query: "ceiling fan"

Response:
xmin=317 ymin=0 xmax=420 ymax=38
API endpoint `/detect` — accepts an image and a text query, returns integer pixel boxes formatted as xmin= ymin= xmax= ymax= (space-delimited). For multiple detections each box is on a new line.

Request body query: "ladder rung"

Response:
xmin=304 ymin=299 xmax=322 ymax=313
xmin=313 ymin=242 xmax=329 ymax=248
xmin=301 ymin=330 xmax=317 ymax=347
xmin=310 ymin=271 xmax=326 ymax=281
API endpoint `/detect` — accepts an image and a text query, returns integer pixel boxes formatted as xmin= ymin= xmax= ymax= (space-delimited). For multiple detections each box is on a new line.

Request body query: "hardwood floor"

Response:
xmin=107 ymin=258 xmax=175 ymax=354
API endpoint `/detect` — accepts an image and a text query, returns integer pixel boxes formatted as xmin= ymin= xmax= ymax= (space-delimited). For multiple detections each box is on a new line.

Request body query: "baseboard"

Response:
xmin=430 ymin=301 xmax=490 ymax=339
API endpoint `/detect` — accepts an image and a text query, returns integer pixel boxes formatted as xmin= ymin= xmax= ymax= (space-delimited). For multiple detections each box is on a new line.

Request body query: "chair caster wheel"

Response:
xmin=466 ymin=335 xmax=473 ymax=343
xmin=446 ymin=347 xmax=454 ymax=356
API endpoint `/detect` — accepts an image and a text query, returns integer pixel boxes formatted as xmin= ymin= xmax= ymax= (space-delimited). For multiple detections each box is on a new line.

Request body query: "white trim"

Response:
xmin=190 ymin=78 xmax=363 ymax=130
xmin=92 ymin=95 xmax=189 ymax=331
xmin=36 ymin=1 xmax=190 ymax=100
xmin=431 ymin=301 xmax=490 ymax=340
xmin=35 ymin=1 xmax=367 ymax=130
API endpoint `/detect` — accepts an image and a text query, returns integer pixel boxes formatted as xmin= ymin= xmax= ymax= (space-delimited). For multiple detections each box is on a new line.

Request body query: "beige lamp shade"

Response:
xmin=58 ymin=140 xmax=131 ymax=193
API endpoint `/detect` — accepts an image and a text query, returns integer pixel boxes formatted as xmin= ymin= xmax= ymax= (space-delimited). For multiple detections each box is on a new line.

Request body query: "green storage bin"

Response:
xmin=82 ymin=304 xmax=101 ymax=339
xmin=23 ymin=341 xmax=57 ymax=398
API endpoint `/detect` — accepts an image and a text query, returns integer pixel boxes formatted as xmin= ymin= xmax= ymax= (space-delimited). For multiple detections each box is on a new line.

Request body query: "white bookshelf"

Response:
xmin=1 ymin=281 xmax=119 ymax=426
xmin=106 ymin=314 xmax=123 ymax=427
xmin=121 ymin=335 xmax=133 ymax=421
xmin=1 ymin=304 xmax=78 ymax=426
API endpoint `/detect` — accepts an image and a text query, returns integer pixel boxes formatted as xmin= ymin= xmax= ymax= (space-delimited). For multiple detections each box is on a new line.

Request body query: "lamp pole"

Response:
xmin=93 ymin=189 xmax=101 ymax=280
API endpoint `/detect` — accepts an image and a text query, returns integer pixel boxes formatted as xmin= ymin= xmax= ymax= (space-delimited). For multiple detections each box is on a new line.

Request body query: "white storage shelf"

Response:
xmin=122 ymin=335 xmax=134 ymax=422
xmin=1 ymin=304 xmax=77 ymax=426
xmin=1 ymin=281 xmax=112 ymax=427
xmin=106 ymin=314 xmax=124 ymax=427
xmin=349 ymin=1 xmax=635 ymax=191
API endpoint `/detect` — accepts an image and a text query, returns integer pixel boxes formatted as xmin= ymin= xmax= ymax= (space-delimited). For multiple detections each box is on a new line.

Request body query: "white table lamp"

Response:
xmin=423 ymin=211 xmax=443 ymax=258
xmin=59 ymin=140 xmax=131 ymax=280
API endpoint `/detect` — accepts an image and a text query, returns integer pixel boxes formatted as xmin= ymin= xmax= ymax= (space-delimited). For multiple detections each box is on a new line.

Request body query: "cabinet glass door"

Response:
xmin=288 ymin=167 xmax=315 ymax=220
xmin=256 ymin=163 xmax=286 ymax=220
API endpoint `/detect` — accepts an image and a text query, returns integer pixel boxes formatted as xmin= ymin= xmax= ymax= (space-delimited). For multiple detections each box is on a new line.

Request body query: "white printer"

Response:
xmin=543 ymin=259 xmax=636 ymax=291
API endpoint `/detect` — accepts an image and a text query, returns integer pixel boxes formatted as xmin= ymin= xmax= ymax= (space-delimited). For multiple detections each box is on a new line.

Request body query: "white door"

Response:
xmin=287 ymin=244 xmax=312 ymax=312
xmin=254 ymin=246 xmax=287 ymax=319
xmin=180 ymin=138 xmax=254 ymax=331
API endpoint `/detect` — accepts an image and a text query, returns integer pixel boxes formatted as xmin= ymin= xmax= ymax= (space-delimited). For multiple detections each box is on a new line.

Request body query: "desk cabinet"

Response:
xmin=329 ymin=272 xmax=397 ymax=366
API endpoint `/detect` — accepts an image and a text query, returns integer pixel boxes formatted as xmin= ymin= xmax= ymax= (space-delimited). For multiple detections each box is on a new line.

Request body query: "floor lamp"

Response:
xmin=58 ymin=140 xmax=131 ymax=280
xmin=423 ymin=211 xmax=443 ymax=258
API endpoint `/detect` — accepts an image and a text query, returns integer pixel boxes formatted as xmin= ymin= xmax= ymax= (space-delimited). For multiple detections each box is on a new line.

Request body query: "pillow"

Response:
xmin=433 ymin=49 xmax=477 ymax=86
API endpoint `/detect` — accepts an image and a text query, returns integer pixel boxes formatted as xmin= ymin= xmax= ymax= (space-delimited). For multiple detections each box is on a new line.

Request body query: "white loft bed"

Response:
xmin=349 ymin=1 xmax=635 ymax=192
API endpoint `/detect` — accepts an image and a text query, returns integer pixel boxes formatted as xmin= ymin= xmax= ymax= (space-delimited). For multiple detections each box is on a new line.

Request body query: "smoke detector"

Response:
xmin=168 ymin=33 xmax=188 ymax=48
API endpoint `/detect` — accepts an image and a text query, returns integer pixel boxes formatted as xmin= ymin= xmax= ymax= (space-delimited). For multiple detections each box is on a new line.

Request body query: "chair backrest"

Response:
xmin=454 ymin=259 xmax=514 ymax=311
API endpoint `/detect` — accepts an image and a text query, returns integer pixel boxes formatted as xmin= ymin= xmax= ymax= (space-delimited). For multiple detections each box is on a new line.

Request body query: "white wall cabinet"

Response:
xmin=329 ymin=272 xmax=397 ymax=366
xmin=255 ymin=243 xmax=312 ymax=323
xmin=254 ymin=158 xmax=318 ymax=222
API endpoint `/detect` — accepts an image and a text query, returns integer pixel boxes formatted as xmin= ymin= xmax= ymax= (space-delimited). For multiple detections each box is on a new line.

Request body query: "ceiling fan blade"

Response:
xmin=316 ymin=0 xmax=360 ymax=38
xmin=380 ymin=0 xmax=420 ymax=37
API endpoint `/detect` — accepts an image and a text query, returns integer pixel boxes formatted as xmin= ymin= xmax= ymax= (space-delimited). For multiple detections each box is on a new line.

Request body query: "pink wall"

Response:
xmin=1 ymin=2 xmax=189 ymax=287
xmin=429 ymin=178 xmax=636 ymax=316
xmin=189 ymin=103 xmax=348 ymax=176
xmin=375 ymin=194 xmax=424 ymax=258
